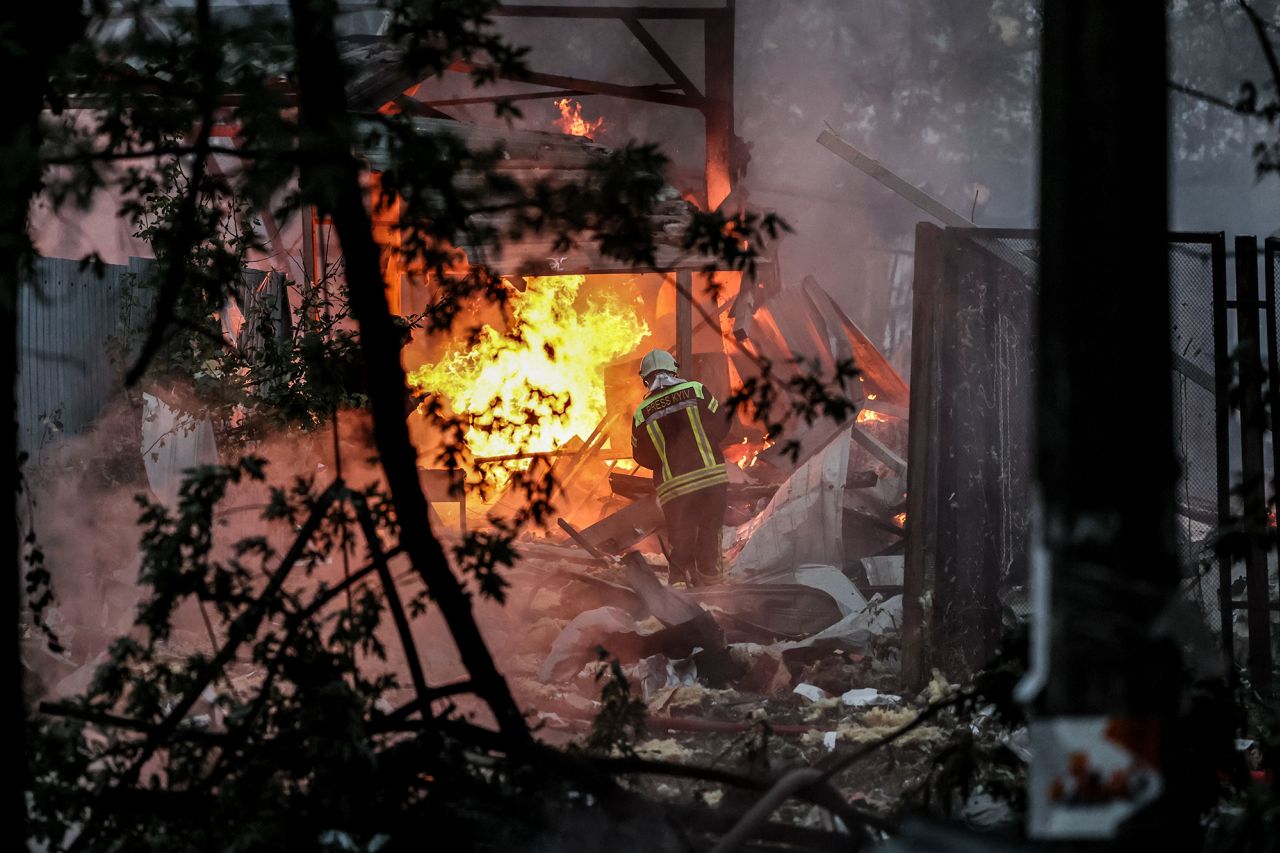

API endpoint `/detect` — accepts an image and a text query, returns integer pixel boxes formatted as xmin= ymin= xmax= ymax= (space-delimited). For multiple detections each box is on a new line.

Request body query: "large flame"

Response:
xmin=554 ymin=98 xmax=605 ymax=137
xmin=409 ymin=274 xmax=647 ymax=488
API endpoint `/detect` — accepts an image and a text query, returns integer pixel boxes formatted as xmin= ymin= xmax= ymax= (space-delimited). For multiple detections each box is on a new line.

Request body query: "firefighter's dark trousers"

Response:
xmin=662 ymin=483 xmax=728 ymax=586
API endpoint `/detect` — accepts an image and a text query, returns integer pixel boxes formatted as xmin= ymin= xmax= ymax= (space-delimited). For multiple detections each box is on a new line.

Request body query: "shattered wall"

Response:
xmin=725 ymin=431 xmax=851 ymax=577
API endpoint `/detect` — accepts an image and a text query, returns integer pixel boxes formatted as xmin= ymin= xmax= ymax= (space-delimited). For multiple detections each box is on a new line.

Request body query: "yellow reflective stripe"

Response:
xmin=646 ymin=420 xmax=672 ymax=480
xmin=686 ymin=408 xmax=716 ymax=468
xmin=656 ymin=466 xmax=721 ymax=495
xmin=655 ymin=464 xmax=728 ymax=498
xmin=708 ymin=397 xmax=719 ymax=413
xmin=656 ymin=466 xmax=729 ymax=503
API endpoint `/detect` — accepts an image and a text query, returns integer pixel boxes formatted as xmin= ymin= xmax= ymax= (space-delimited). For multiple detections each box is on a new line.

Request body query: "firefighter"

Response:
xmin=630 ymin=349 xmax=731 ymax=586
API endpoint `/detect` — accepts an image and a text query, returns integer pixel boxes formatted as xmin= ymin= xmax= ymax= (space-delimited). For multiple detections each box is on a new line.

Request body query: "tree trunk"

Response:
xmin=2 ymin=3 xmax=87 ymax=840
xmin=286 ymin=0 xmax=528 ymax=744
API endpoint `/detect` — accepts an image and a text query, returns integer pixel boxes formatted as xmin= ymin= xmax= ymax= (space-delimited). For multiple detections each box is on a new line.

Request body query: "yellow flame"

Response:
xmin=408 ymin=274 xmax=648 ymax=488
xmin=554 ymin=98 xmax=605 ymax=137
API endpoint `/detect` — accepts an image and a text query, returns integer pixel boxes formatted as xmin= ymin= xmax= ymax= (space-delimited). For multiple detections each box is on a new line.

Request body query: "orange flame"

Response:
xmin=893 ymin=512 xmax=907 ymax=528
xmin=554 ymin=98 xmax=605 ymax=137
xmin=857 ymin=408 xmax=890 ymax=425
xmin=725 ymin=435 xmax=774 ymax=469
xmin=408 ymin=274 xmax=647 ymax=490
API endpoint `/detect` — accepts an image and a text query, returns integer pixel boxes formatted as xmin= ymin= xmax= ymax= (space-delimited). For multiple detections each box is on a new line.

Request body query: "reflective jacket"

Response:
xmin=631 ymin=380 xmax=731 ymax=505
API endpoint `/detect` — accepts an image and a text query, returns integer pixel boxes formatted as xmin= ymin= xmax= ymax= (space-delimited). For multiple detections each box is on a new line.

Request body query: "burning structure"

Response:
xmin=19 ymin=1 xmax=914 ymax=735
xmin=23 ymin=1 xmax=1251 ymax=848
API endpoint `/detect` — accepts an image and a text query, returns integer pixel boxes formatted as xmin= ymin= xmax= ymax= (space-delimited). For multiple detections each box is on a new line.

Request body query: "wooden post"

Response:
xmin=1236 ymin=235 xmax=1272 ymax=686
xmin=301 ymin=203 xmax=317 ymax=299
xmin=902 ymin=223 xmax=941 ymax=690
xmin=702 ymin=2 xmax=734 ymax=210
xmin=676 ymin=270 xmax=693 ymax=373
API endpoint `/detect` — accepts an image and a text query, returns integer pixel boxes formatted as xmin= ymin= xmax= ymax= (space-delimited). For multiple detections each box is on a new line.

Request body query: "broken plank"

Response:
xmin=557 ymin=517 xmax=621 ymax=564
xmin=849 ymin=424 xmax=907 ymax=476
xmin=576 ymin=494 xmax=665 ymax=554
xmin=515 ymin=539 xmax=606 ymax=568
xmin=817 ymin=129 xmax=972 ymax=228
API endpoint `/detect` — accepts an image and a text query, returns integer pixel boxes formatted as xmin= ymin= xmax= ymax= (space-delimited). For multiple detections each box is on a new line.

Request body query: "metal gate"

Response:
xmin=905 ymin=226 xmax=1237 ymax=683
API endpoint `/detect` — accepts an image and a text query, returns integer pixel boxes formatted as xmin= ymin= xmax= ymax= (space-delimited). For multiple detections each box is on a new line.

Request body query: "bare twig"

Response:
xmin=124 ymin=0 xmax=219 ymax=387
xmin=39 ymin=702 xmax=225 ymax=743
xmin=1168 ymin=80 xmax=1255 ymax=115
xmin=121 ymin=482 xmax=341 ymax=787
xmin=352 ymin=494 xmax=434 ymax=719
xmin=1241 ymin=1 xmax=1280 ymax=102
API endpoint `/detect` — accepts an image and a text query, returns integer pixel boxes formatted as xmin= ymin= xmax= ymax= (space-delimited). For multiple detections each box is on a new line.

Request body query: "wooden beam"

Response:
xmin=492 ymin=4 xmax=730 ymax=21
xmin=703 ymin=4 xmax=734 ymax=208
xmin=676 ymin=271 xmax=693 ymax=372
xmin=417 ymin=84 xmax=679 ymax=109
xmin=447 ymin=59 xmax=705 ymax=109
xmin=624 ymin=17 xmax=703 ymax=99
xmin=817 ymin=128 xmax=972 ymax=228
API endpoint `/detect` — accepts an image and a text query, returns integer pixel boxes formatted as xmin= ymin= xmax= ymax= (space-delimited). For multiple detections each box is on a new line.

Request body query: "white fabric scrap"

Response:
xmin=793 ymin=683 xmax=831 ymax=702
xmin=840 ymin=687 xmax=901 ymax=707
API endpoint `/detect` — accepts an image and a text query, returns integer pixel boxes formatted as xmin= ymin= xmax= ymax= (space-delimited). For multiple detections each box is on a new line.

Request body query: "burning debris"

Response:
xmin=407 ymin=274 xmax=648 ymax=488
xmin=554 ymin=97 xmax=606 ymax=138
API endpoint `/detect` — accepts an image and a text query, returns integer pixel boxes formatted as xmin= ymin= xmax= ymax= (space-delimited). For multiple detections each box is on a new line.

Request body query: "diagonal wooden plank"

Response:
xmin=623 ymin=17 xmax=703 ymax=99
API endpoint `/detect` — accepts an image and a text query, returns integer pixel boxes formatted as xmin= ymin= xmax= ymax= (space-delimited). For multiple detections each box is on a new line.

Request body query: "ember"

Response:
xmin=408 ymin=274 xmax=647 ymax=487
xmin=554 ymin=97 xmax=605 ymax=137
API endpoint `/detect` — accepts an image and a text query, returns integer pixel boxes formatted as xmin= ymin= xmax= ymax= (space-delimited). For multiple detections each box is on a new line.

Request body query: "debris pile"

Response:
xmin=466 ymin=285 xmax=927 ymax=810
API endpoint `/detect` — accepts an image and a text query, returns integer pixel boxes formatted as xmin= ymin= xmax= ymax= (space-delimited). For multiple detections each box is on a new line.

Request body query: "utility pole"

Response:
xmin=1022 ymin=0 xmax=1187 ymax=843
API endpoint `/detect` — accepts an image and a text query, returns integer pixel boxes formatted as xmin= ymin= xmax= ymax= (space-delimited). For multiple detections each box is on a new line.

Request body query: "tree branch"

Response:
xmin=123 ymin=0 xmax=220 ymax=387
xmin=1241 ymin=1 xmax=1280 ymax=103
xmin=286 ymin=0 xmax=530 ymax=745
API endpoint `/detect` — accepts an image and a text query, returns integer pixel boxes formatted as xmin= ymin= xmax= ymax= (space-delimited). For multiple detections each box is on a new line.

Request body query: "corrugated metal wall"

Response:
xmin=17 ymin=256 xmax=152 ymax=455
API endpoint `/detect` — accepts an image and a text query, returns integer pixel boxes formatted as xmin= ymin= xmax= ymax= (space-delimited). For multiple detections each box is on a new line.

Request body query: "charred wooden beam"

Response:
xmin=447 ymin=59 xmax=705 ymax=109
xmin=623 ymin=17 xmax=703 ymax=99
xmin=817 ymin=129 xmax=972 ymax=228
xmin=492 ymin=4 xmax=732 ymax=21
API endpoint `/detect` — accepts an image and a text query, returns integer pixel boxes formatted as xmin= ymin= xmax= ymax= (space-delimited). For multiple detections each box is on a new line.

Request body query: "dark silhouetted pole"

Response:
xmin=1 ymin=4 xmax=87 ymax=844
xmin=1028 ymin=0 xmax=1186 ymax=842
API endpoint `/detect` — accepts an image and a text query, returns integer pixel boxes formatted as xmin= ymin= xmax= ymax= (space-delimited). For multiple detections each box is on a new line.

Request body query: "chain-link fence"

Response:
xmin=1169 ymin=236 xmax=1227 ymax=640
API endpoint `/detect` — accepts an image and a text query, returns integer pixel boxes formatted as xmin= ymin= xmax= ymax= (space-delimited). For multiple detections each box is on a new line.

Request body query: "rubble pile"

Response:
xmin=467 ymin=384 xmax=959 ymax=818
